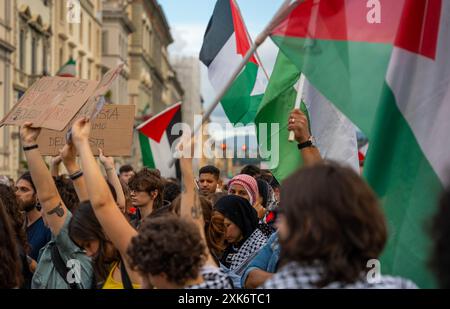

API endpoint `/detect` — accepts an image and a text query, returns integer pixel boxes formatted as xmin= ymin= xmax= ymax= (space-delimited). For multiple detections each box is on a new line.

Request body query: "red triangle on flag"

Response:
xmin=137 ymin=102 xmax=181 ymax=143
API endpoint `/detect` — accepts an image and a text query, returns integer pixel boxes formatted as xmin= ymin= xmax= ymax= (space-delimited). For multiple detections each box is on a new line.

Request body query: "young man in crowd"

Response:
xmin=128 ymin=168 xmax=164 ymax=228
xmin=198 ymin=165 xmax=221 ymax=195
xmin=119 ymin=165 xmax=135 ymax=185
xmin=15 ymin=172 xmax=51 ymax=261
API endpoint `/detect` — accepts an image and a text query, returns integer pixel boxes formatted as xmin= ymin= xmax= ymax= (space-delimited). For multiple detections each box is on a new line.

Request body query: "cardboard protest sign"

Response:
xmin=0 ymin=64 xmax=124 ymax=132
xmin=37 ymin=104 xmax=136 ymax=157
xmin=0 ymin=77 xmax=98 ymax=131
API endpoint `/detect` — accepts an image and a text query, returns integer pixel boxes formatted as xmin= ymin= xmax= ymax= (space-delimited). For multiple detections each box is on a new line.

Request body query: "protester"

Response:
xmin=163 ymin=179 xmax=181 ymax=204
xmin=429 ymin=182 xmax=450 ymax=288
xmin=214 ymin=195 xmax=269 ymax=284
xmin=118 ymin=164 xmax=135 ymax=184
xmin=53 ymin=176 xmax=80 ymax=213
xmin=19 ymin=124 xmax=93 ymax=289
xmin=262 ymin=163 xmax=417 ymax=289
xmin=0 ymin=197 xmax=22 ymax=289
xmin=70 ymin=118 xmax=232 ymax=289
xmin=15 ymin=171 xmax=51 ymax=261
xmin=128 ymin=167 xmax=164 ymax=228
xmin=240 ymin=165 xmax=261 ymax=178
xmin=0 ymin=184 xmax=33 ymax=288
xmin=241 ymin=232 xmax=280 ymax=288
xmin=198 ymin=165 xmax=221 ymax=195
xmin=99 ymin=148 xmax=126 ymax=213
xmin=228 ymin=174 xmax=259 ymax=206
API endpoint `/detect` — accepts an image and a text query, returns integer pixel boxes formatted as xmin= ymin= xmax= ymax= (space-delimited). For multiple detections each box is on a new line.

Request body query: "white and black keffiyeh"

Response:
xmin=261 ymin=262 xmax=418 ymax=289
xmin=228 ymin=228 xmax=268 ymax=271
xmin=186 ymin=266 xmax=233 ymax=289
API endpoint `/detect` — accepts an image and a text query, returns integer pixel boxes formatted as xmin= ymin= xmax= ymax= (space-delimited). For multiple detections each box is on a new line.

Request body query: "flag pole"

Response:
xmin=169 ymin=0 xmax=301 ymax=167
xmin=288 ymin=74 xmax=306 ymax=142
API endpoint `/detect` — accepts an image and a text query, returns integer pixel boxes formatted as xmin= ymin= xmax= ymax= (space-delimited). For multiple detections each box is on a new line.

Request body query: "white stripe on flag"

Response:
xmin=149 ymin=133 xmax=176 ymax=178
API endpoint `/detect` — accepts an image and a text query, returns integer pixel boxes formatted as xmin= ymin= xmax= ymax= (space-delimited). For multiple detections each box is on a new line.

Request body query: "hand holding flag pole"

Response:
xmin=169 ymin=0 xmax=301 ymax=168
xmin=289 ymin=74 xmax=306 ymax=142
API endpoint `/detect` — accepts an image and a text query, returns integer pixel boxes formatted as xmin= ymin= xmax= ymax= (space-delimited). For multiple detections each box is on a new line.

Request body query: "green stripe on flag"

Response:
xmin=139 ymin=132 xmax=155 ymax=169
xmin=256 ymin=52 xmax=307 ymax=181
xmin=222 ymin=62 xmax=263 ymax=125
xmin=366 ymin=83 xmax=441 ymax=288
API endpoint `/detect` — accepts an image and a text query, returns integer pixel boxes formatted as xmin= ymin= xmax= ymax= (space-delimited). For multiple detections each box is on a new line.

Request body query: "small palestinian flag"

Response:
xmin=137 ymin=103 xmax=182 ymax=179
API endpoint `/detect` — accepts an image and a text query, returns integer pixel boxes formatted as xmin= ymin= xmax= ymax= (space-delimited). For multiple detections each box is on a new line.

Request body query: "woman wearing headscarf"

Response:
xmin=214 ymin=195 xmax=269 ymax=273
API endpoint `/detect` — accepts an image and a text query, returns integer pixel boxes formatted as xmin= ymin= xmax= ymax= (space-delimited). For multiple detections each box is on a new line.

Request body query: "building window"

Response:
xmin=79 ymin=12 xmax=83 ymax=43
xmin=19 ymin=30 xmax=26 ymax=71
xmin=78 ymin=54 xmax=83 ymax=78
xmin=88 ymin=21 xmax=92 ymax=49
xmin=102 ymin=30 xmax=108 ymax=54
xmin=31 ymin=37 xmax=37 ymax=75
xmin=59 ymin=46 xmax=64 ymax=68
xmin=60 ymin=0 xmax=65 ymax=22
xmin=43 ymin=41 xmax=48 ymax=74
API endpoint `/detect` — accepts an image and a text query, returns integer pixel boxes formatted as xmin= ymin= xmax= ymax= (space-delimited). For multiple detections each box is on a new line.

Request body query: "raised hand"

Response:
xmin=98 ymin=148 xmax=114 ymax=169
xmin=288 ymin=109 xmax=310 ymax=144
xmin=20 ymin=122 xmax=41 ymax=146
xmin=71 ymin=117 xmax=91 ymax=145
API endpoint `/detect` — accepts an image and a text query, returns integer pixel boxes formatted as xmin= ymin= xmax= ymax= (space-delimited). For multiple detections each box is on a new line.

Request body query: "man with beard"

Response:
xmin=15 ymin=172 xmax=51 ymax=261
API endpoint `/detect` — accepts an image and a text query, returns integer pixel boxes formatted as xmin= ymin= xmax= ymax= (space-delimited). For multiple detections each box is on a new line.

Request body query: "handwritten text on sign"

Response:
xmin=37 ymin=105 xmax=136 ymax=157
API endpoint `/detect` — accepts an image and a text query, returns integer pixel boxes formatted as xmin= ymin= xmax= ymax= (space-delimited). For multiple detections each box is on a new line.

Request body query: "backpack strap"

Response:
xmin=50 ymin=243 xmax=80 ymax=289
xmin=119 ymin=258 xmax=134 ymax=289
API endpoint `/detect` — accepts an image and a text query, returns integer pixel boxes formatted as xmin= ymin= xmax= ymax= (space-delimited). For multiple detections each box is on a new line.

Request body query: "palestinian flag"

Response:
xmin=137 ymin=103 xmax=182 ymax=179
xmin=255 ymin=51 xmax=358 ymax=182
xmin=271 ymin=0 xmax=449 ymax=287
xmin=200 ymin=0 xmax=267 ymax=125
xmin=56 ymin=58 xmax=76 ymax=77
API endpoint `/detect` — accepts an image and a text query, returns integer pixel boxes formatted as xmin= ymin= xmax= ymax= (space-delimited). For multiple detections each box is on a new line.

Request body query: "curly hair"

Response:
xmin=429 ymin=185 xmax=450 ymax=288
xmin=53 ymin=176 xmax=80 ymax=213
xmin=0 ymin=184 xmax=29 ymax=253
xmin=127 ymin=215 xmax=206 ymax=287
xmin=0 ymin=197 xmax=22 ymax=288
xmin=128 ymin=168 xmax=164 ymax=210
xmin=280 ymin=162 xmax=386 ymax=287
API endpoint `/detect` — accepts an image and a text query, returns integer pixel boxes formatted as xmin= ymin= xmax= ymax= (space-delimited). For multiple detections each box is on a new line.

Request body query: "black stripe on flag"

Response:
xmin=199 ymin=0 xmax=234 ymax=67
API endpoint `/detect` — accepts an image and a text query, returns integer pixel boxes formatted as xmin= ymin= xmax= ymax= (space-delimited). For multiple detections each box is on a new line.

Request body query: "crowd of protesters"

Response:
xmin=0 ymin=108 xmax=448 ymax=289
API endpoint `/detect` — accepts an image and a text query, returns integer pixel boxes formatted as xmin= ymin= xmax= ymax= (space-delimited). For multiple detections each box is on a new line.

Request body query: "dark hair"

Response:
xmin=199 ymin=165 xmax=220 ymax=179
xmin=127 ymin=215 xmax=206 ymax=287
xmin=280 ymin=162 xmax=386 ymax=287
xmin=53 ymin=176 xmax=80 ymax=213
xmin=260 ymin=170 xmax=280 ymax=189
xmin=163 ymin=181 xmax=181 ymax=204
xmin=240 ymin=165 xmax=261 ymax=177
xmin=210 ymin=192 xmax=227 ymax=206
xmin=0 ymin=184 xmax=29 ymax=254
xmin=0 ymin=198 xmax=22 ymax=288
xmin=256 ymin=178 xmax=269 ymax=208
xmin=18 ymin=172 xmax=36 ymax=193
xmin=119 ymin=164 xmax=134 ymax=174
xmin=69 ymin=201 xmax=119 ymax=284
xmin=430 ymin=185 xmax=450 ymax=288
xmin=128 ymin=168 xmax=164 ymax=210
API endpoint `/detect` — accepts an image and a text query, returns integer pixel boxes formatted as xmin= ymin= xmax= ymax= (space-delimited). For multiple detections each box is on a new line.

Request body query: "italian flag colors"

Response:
xmin=200 ymin=0 xmax=267 ymax=125
xmin=272 ymin=0 xmax=450 ymax=287
xmin=56 ymin=58 xmax=77 ymax=77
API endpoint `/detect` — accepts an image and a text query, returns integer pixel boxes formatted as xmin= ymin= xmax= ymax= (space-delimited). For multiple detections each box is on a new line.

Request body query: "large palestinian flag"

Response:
xmin=200 ymin=0 xmax=267 ymax=125
xmin=271 ymin=0 xmax=450 ymax=287
xmin=137 ymin=103 xmax=182 ymax=179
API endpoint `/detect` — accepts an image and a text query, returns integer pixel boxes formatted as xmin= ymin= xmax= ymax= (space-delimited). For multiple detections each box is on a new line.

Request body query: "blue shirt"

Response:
xmin=241 ymin=232 xmax=280 ymax=288
xmin=26 ymin=217 xmax=52 ymax=261
xmin=32 ymin=212 xmax=93 ymax=289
